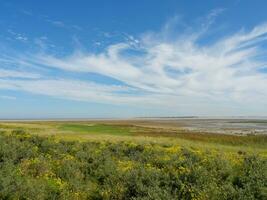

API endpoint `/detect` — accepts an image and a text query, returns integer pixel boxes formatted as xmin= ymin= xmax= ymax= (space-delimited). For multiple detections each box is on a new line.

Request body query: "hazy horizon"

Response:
xmin=1 ymin=116 xmax=267 ymax=121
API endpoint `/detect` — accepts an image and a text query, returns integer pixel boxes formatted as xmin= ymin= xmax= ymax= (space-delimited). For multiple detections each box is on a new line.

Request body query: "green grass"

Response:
xmin=0 ymin=121 xmax=267 ymax=155
xmin=59 ymin=124 xmax=137 ymax=136
xmin=58 ymin=123 xmax=267 ymax=149
xmin=174 ymin=131 xmax=267 ymax=148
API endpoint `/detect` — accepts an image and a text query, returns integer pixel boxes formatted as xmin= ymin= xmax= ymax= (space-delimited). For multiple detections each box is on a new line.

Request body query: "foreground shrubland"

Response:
xmin=0 ymin=130 xmax=266 ymax=199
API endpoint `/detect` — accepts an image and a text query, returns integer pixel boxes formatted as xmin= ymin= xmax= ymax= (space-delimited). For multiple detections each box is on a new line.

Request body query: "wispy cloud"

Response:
xmin=0 ymin=79 xmax=164 ymax=106
xmin=30 ymin=22 xmax=267 ymax=100
xmin=46 ymin=19 xmax=65 ymax=28
xmin=0 ymin=69 xmax=40 ymax=79
xmin=7 ymin=29 xmax=28 ymax=42
xmin=45 ymin=18 xmax=82 ymax=31
xmin=0 ymin=95 xmax=16 ymax=100
xmin=20 ymin=9 xmax=33 ymax=16
xmin=1 ymin=10 xmax=267 ymax=114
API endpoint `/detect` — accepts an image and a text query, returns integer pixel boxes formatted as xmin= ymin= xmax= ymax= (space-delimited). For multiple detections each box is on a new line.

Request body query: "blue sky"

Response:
xmin=1 ymin=0 xmax=267 ymax=119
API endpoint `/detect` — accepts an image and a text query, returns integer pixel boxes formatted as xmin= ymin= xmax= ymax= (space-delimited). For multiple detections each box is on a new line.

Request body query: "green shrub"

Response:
xmin=0 ymin=132 xmax=266 ymax=199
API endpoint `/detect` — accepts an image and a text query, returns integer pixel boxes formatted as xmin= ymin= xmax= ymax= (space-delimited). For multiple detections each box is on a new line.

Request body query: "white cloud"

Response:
xmin=0 ymin=69 xmax=40 ymax=79
xmin=28 ymin=23 xmax=267 ymax=101
xmin=0 ymin=79 xmax=167 ymax=106
xmin=20 ymin=9 xmax=33 ymax=16
xmin=7 ymin=29 xmax=28 ymax=42
xmin=1 ymin=12 xmax=267 ymax=115
xmin=52 ymin=21 xmax=64 ymax=27
xmin=0 ymin=95 xmax=16 ymax=100
xmin=45 ymin=18 xmax=82 ymax=31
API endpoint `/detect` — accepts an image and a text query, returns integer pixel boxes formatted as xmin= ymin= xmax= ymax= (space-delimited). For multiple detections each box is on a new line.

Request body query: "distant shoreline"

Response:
xmin=1 ymin=116 xmax=267 ymax=121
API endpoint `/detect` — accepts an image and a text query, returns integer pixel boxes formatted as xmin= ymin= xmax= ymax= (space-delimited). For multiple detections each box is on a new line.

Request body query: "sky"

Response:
xmin=1 ymin=0 xmax=267 ymax=119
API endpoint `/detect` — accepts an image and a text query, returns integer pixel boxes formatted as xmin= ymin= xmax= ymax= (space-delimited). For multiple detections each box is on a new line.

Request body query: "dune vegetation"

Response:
xmin=0 ymin=121 xmax=266 ymax=199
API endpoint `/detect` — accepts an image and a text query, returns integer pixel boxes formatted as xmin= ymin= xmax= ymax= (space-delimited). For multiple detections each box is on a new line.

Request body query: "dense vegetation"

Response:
xmin=0 ymin=130 xmax=266 ymax=199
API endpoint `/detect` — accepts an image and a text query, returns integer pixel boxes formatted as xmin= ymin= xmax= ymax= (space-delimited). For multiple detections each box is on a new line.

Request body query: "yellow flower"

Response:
xmin=64 ymin=154 xmax=75 ymax=160
xmin=117 ymin=160 xmax=134 ymax=172
xmin=165 ymin=145 xmax=181 ymax=154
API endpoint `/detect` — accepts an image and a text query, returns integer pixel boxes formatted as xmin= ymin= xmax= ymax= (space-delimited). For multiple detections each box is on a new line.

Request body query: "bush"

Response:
xmin=0 ymin=132 xmax=266 ymax=199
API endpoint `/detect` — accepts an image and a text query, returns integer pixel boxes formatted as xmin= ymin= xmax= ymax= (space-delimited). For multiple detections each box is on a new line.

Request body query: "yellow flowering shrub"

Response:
xmin=0 ymin=131 xmax=266 ymax=199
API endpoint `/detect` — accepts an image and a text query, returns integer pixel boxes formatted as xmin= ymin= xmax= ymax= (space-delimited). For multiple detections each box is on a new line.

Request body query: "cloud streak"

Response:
xmin=1 ymin=13 xmax=267 ymax=114
xmin=0 ymin=69 xmax=40 ymax=79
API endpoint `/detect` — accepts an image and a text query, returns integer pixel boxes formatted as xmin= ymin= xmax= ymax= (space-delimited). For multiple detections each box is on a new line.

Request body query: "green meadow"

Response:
xmin=0 ymin=121 xmax=266 ymax=151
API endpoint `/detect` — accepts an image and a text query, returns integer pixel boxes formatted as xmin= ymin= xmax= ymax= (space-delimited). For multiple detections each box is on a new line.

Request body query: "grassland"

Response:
xmin=0 ymin=120 xmax=266 ymax=199
xmin=0 ymin=120 xmax=266 ymax=151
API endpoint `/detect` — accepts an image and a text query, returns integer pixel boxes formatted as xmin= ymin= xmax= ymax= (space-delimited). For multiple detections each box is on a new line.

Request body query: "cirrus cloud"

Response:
xmin=1 ymin=12 xmax=267 ymax=115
